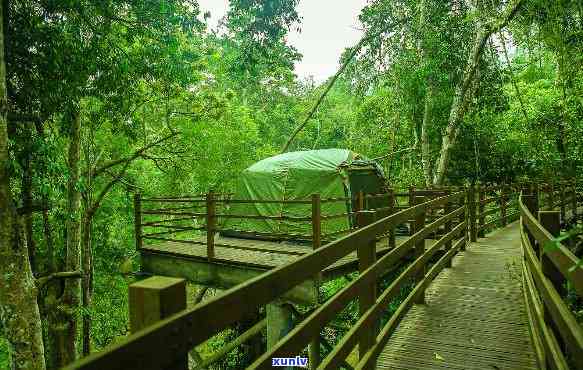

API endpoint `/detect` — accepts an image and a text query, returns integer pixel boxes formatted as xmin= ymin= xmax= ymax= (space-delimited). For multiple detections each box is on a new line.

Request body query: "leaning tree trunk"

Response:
xmin=432 ymin=0 xmax=523 ymax=185
xmin=0 ymin=1 xmax=46 ymax=368
xmin=433 ymin=25 xmax=489 ymax=186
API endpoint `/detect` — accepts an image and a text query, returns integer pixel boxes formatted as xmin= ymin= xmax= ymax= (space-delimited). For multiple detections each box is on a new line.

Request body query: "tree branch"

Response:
xmin=280 ymin=18 xmax=408 ymax=153
xmin=91 ymin=131 xmax=179 ymax=178
xmin=36 ymin=271 xmax=82 ymax=289
xmin=371 ymin=146 xmax=416 ymax=161
xmin=17 ymin=200 xmax=50 ymax=215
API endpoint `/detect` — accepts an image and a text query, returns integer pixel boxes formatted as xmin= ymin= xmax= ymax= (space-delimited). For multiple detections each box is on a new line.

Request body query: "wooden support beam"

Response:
xmin=140 ymin=251 xmax=319 ymax=304
xmin=129 ymin=276 xmax=187 ymax=370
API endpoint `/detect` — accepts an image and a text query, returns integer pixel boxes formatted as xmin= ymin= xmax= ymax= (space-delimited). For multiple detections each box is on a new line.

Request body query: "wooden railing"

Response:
xmin=65 ymin=181 xmax=582 ymax=370
xmin=134 ymin=189 xmax=444 ymax=258
xmin=520 ymin=187 xmax=583 ymax=370
xmin=66 ymin=190 xmax=467 ymax=370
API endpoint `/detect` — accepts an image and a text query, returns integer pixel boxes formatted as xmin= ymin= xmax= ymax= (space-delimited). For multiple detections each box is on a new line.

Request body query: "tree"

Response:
xmin=0 ymin=1 xmax=46 ymax=368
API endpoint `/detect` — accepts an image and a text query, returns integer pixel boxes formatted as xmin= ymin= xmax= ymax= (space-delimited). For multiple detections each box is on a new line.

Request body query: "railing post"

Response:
xmin=311 ymin=194 xmax=322 ymax=250
xmin=358 ymin=191 xmax=365 ymax=212
xmin=357 ymin=210 xmax=378 ymax=363
xmin=572 ymin=182 xmax=578 ymax=219
xmin=478 ymin=185 xmax=485 ymax=238
xmin=445 ymin=199 xmax=454 ymax=268
xmin=206 ymin=191 xmax=216 ymax=260
xmin=468 ymin=184 xmax=477 ymax=242
xmin=129 ymin=276 xmax=188 ymax=370
xmin=538 ymin=211 xmax=566 ymax=296
xmin=408 ymin=186 xmax=415 ymax=236
xmin=522 ymin=194 xmax=538 ymax=250
xmin=500 ymin=185 xmax=507 ymax=227
xmin=559 ymin=182 xmax=566 ymax=221
xmin=413 ymin=196 xmax=426 ymax=304
xmin=538 ymin=210 xmax=566 ymax=355
xmin=533 ymin=183 xmax=540 ymax=213
xmin=388 ymin=189 xmax=396 ymax=250
xmin=134 ymin=193 xmax=143 ymax=251
xmin=461 ymin=192 xmax=467 ymax=251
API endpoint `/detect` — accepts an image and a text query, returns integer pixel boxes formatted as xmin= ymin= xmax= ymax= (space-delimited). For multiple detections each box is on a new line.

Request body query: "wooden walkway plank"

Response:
xmin=377 ymin=222 xmax=541 ymax=370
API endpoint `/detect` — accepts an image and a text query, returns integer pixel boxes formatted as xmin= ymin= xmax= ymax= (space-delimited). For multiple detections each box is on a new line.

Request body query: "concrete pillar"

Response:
xmin=266 ymin=302 xmax=294 ymax=349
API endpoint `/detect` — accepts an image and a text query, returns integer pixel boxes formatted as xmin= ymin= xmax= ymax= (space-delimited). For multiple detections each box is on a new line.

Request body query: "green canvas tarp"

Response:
xmin=221 ymin=149 xmax=388 ymax=240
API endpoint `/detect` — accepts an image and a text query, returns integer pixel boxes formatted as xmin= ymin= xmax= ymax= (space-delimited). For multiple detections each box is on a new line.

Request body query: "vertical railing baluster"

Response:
xmin=500 ymin=185 xmax=507 ymax=227
xmin=478 ymin=185 xmax=485 ymax=238
xmin=559 ymin=182 xmax=566 ymax=221
xmin=206 ymin=191 xmax=216 ymax=260
xmin=134 ymin=193 xmax=143 ymax=251
xmin=311 ymin=194 xmax=321 ymax=251
xmin=408 ymin=186 xmax=415 ymax=236
xmin=469 ymin=184 xmax=477 ymax=242
xmin=388 ymin=189 xmax=396 ymax=249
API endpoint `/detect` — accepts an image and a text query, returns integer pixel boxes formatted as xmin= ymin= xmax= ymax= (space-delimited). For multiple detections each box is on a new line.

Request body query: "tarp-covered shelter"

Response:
xmin=221 ymin=149 xmax=389 ymax=241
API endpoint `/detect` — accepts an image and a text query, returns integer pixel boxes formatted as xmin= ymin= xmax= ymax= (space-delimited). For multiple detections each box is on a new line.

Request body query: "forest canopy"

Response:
xmin=0 ymin=0 xmax=582 ymax=369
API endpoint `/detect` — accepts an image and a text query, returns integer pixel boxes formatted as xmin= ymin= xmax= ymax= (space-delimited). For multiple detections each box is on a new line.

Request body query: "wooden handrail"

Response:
xmin=85 ymin=184 xmax=583 ymax=370
xmin=520 ymin=196 xmax=583 ymax=295
xmin=250 ymin=206 xmax=466 ymax=368
xmin=519 ymin=194 xmax=583 ymax=370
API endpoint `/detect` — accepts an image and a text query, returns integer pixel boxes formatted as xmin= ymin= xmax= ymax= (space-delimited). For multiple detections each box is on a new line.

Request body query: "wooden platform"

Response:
xmin=140 ymin=234 xmax=428 ymax=280
xmin=377 ymin=222 xmax=540 ymax=370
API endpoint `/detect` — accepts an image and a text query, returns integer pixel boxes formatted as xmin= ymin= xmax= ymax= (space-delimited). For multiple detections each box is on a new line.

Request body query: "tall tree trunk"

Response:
xmin=0 ymin=1 xmax=46 ymax=368
xmin=21 ymin=135 xmax=36 ymax=272
xmin=433 ymin=26 xmax=489 ymax=185
xmin=556 ymin=58 xmax=568 ymax=164
xmin=421 ymin=82 xmax=434 ymax=187
xmin=433 ymin=0 xmax=523 ymax=185
xmin=81 ymin=215 xmax=92 ymax=356
xmin=59 ymin=107 xmax=82 ymax=366
xmin=40 ymin=201 xmax=62 ymax=370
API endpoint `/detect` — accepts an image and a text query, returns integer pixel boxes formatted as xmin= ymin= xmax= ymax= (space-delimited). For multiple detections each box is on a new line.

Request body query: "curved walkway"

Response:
xmin=377 ymin=222 xmax=540 ymax=370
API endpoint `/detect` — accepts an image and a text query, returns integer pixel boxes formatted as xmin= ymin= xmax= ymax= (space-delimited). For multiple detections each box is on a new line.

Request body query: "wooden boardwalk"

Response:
xmin=377 ymin=222 xmax=540 ymax=370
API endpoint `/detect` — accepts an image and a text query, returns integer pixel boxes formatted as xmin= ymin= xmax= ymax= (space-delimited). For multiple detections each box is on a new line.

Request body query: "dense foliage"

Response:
xmin=0 ymin=0 xmax=582 ymax=369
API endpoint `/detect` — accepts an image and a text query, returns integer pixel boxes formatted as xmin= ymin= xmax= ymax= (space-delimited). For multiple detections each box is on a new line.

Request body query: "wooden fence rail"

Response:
xmin=520 ymin=190 xmax=583 ymax=370
xmin=66 ymin=181 xmax=581 ymax=370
